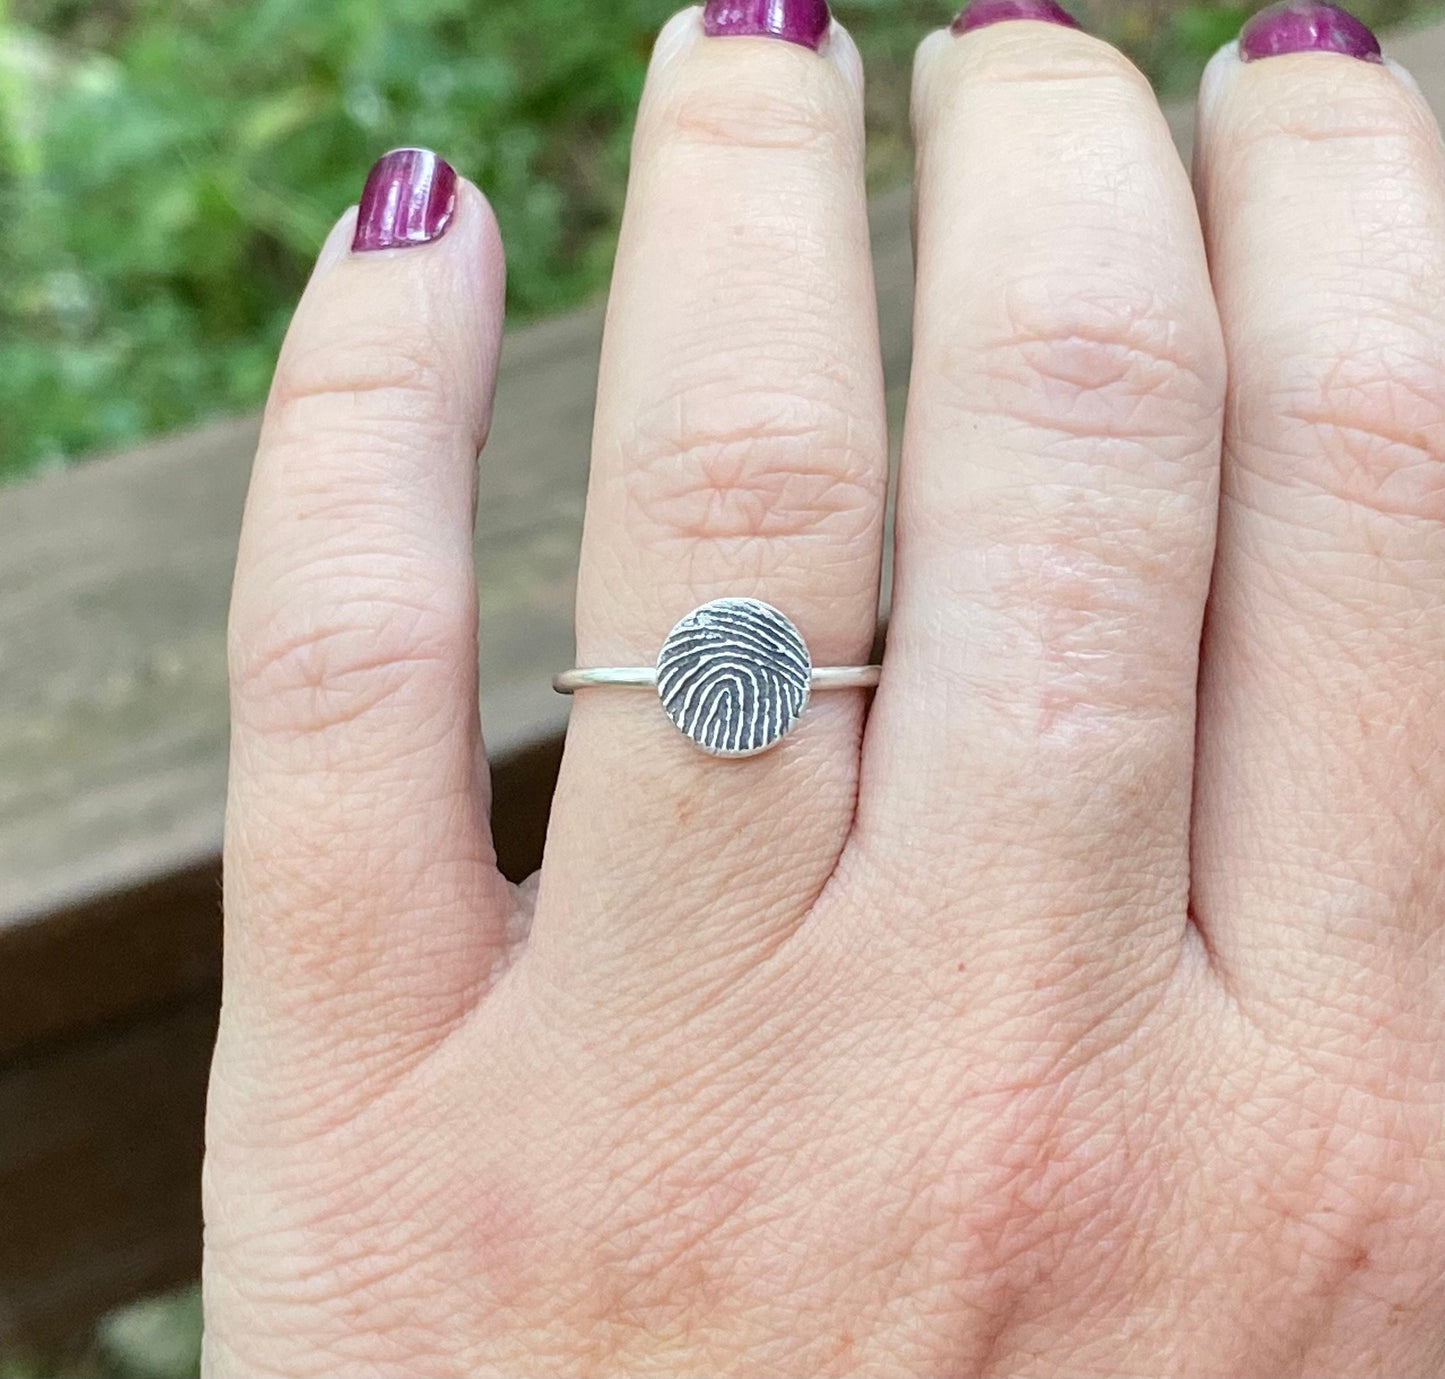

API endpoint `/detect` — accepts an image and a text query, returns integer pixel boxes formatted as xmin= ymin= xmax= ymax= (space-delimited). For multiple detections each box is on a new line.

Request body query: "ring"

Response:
xmin=553 ymin=596 xmax=882 ymax=757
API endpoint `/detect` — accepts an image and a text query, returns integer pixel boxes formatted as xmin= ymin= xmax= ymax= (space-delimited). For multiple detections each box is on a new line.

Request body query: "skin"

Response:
xmin=206 ymin=10 xmax=1445 ymax=1376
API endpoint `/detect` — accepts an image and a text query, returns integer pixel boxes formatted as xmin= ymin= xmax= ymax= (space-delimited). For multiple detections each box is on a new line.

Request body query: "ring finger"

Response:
xmin=535 ymin=3 xmax=888 ymax=985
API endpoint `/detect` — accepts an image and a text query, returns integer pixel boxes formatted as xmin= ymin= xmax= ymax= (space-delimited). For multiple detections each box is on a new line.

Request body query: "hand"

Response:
xmin=204 ymin=2 xmax=1445 ymax=1373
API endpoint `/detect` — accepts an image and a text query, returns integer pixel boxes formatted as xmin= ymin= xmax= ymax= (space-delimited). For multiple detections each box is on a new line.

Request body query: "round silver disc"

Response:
xmin=655 ymin=598 xmax=812 ymax=757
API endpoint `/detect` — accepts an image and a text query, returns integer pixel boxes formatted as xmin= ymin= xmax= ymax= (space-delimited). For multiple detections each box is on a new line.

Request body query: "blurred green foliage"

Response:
xmin=0 ymin=1284 xmax=201 ymax=1379
xmin=0 ymin=0 xmax=1432 ymax=480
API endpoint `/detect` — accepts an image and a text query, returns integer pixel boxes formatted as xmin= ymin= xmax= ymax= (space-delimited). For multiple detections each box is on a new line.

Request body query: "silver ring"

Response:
xmin=552 ymin=596 xmax=882 ymax=758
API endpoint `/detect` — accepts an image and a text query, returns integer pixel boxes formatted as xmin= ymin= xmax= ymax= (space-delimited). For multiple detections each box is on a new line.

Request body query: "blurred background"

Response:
xmin=0 ymin=0 xmax=1436 ymax=1374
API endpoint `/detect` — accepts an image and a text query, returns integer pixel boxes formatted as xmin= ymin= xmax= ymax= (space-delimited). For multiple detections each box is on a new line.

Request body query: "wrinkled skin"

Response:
xmin=206 ymin=12 xmax=1445 ymax=1376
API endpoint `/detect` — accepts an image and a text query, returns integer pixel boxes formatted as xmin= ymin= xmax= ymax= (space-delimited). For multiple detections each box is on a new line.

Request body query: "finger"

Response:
xmin=858 ymin=12 xmax=1225 ymax=992
xmin=536 ymin=7 xmax=888 ymax=980
xmin=1191 ymin=9 xmax=1445 ymax=1018
xmin=225 ymin=151 xmax=512 ymax=1056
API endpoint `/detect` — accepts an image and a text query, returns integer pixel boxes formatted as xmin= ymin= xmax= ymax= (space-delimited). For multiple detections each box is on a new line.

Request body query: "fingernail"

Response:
xmin=352 ymin=148 xmax=458 ymax=253
xmin=702 ymin=0 xmax=831 ymax=50
xmin=951 ymin=0 xmax=1080 ymax=33
xmin=1238 ymin=0 xmax=1382 ymax=62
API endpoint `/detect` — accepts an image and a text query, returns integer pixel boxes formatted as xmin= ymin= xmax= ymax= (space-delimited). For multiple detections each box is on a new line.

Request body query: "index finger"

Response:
xmin=224 ymin=152 xmax=512 ymax=1062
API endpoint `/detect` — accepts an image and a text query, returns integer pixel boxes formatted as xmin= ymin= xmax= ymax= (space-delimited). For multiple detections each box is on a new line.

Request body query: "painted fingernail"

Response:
xmin=702 ymin=0 xmax=831 ymax=50
xmin=352 ymin=148 xmax=458 ymax=253
xmin=1238 ymin=0 xmax=1382 ymax=62
xmin=952 ymin=0 xmax=1080 ymax=33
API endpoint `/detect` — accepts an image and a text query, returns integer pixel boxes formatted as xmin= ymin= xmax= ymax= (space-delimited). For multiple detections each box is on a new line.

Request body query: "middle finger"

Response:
xmin=537 ymin=4 xmax=888 ymax=982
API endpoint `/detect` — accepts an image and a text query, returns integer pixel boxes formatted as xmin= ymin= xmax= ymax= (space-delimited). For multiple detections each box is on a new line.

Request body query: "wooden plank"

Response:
xmin=0 ymin=999 xmax=215 ymax=1346
xmin=0 ymin=862 xmax=219 ymax=1060
xmin=0 ymin=702 xmax=587 ymax=1053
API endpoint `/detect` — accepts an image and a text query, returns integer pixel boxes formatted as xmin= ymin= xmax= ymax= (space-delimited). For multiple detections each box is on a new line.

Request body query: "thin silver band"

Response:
xmin=552 ymin=665 xmax=881 ymax=694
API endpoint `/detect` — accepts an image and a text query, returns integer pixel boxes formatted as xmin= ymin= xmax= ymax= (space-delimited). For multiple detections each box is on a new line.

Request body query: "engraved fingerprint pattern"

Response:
xmin=655 ymin=598 xmax=812 ymax=756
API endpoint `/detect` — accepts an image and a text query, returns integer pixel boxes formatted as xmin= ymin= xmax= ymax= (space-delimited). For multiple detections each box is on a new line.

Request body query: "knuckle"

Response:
xmin=1250 ymin=328 xmax=1445 ymax=527
xmin=963 ymin=27 xmax=1146 ymax=94
xmin=1230 ymin=67 xmax=1434 ymax=159
xmin=267 ymin=322 xmax=454 ymax=442
xmin=619 ymin=384 xmax=882 ymax=559
xmin=913 ymin=284 xmax=1221 ymax=735
xmin=230 ymin=576 xmax=473 ymax=740
xmin=926 ymin=276 xmax=1223 ymax=505
xmin=929 ymin=23 xmax=1153 ymax=126
xmin=645 ymin=62 xmax=845 ymax=156
xmin=974 ymin=276 xmax=1223 ymax=440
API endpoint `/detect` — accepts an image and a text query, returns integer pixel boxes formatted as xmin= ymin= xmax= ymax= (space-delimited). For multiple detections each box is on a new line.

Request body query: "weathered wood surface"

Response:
xmin=0 ymin=1000 xmax=215 ymax=1344
xmin=6 ymin=21 xmax=1445 ymax=1336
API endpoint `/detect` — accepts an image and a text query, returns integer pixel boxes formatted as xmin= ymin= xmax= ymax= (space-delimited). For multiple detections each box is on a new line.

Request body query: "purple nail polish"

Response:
xmin=952 ymin=0 xmax=1080 ymax=33
xmin=702 ymin=0 xmax=831 ymax=50
xmin=352 ymin=148 xmax=457 ymax=253
xmin=1238 ymin=0 xmax=1382 ymax=62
